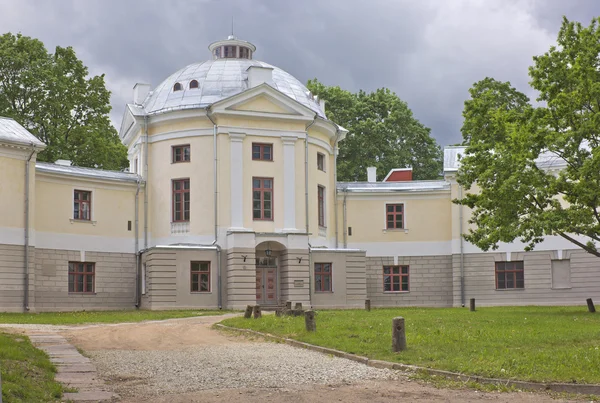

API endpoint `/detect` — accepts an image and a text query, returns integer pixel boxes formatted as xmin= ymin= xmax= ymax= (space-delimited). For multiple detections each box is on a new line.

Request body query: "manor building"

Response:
xmin=1 ymin=36 xmax=598 ymax=312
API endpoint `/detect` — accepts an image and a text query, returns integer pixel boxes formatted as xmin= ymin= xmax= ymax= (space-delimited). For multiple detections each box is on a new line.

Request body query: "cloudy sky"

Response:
xmin=0 ymin=0 xmax=598 ymax=146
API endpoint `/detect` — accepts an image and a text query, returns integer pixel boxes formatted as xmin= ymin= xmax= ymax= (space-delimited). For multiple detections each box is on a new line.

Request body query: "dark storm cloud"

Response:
xmin=0 ymin=0 xmax=598 ymax=146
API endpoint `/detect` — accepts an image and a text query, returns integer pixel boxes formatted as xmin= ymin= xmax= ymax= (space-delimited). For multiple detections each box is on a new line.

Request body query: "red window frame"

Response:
xmin=189 ymin=80 xmax=199 ymax=89
xmin=253 ymin=177 xmax=273 ymax=221
xmin=317 ymin=152 xmax=325 ymax=171
xmin=191 ymin=261 xmax=210 ymax=292
xmin=318 ymin=185 xmax=325 ymax=227
xmin=68 ymin=262 xmax=95 ymax=293
xmin=172 ymin=144 xmax=190 ymax=163
xmin=252 ymin=143 xmax=273 ymax=161
xmin=495 ymin=261 xmax=524 ymax=289
xmin=315 ymin=263 xmax=332 ymax=292
xmin=386 ymin=203 xmax=404 ymax=229
xmin=74 ymin=190 xmax=91 ymax=221
xmin=173 ymin=82 xmax=182 ymax=91
xmin=383 ymin=265 xmax=409 ymax=292
xmin=172 ymin=178 xmax=190 ymax=222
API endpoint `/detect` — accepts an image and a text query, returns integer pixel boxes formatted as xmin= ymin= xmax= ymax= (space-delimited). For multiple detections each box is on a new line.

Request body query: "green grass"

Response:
xmin=0 ymin=309 xmax=229 ymax=325
xmin=0 ymin=332 xmax=63 ymax=402
xmin=222 ymin=306 xmax=600 ymax=384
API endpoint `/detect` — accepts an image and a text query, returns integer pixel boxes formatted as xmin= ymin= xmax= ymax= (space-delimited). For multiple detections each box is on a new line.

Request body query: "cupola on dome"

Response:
xmin=140 ymin=36 xmax=325 ymax=117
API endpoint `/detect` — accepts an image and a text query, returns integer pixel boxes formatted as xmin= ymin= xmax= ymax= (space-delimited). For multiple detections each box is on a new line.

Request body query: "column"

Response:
xmin=282 ymin=136 xmax=297 ymax=231
xmin=230 ymin=132 xmax=246 ymax=229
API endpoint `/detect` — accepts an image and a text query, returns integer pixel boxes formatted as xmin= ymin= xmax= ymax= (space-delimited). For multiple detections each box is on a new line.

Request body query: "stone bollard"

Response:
xmin=253 ymin=305 xmax=262 ymax=319
xmin=305 ymin=310 xmax=316 ymax=332
xmin=470 ymin=298 xmax=476 ymax=312
xmin=244 ymin=305 xmax=253 ymax=319
xmin=392 ymin=317 xmax=407 ymax=352
xmin=285 ymin=301 xmax=292 ymax=310
xmin=587 ymin=298 xmax=596 ymax=313
xmin=365 ymin=299 xmax=371 ymax=311
xmin=275 ymin=309 xmax=282 ymax=317
xmin=295 ymin=302 xmax=303 ymax=310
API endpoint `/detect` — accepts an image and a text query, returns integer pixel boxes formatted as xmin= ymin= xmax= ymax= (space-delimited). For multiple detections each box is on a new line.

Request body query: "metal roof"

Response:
xmin=139 ymin=59 xmax=325 ymax=117
xmin=444 ymin=146 xmax=568 ymax=172
xmin=36 ymin=162 xmax=140 ymax=183
xmin=338 ymin=180 xmax=450 ymax=193
xmin=443 ymin=146 xmax=465 ymax=172
xmin=0 ymin=117 xmax=45 ymax=148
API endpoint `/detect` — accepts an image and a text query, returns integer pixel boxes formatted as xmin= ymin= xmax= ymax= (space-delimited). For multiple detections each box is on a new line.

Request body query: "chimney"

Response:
xmin=247 ymin=66 xmax=274 ymax=88
xmin=384 ymin=168 xmax=413 ymax=182
xmin=133 ymin=83 xmax=151 ymax=105
xmin=367 ymin=167 xmax=377 ymax=183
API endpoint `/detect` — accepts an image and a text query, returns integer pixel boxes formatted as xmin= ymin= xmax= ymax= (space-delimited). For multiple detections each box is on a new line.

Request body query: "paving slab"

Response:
xmin=63 ymin=390 xmax=115 ymax=401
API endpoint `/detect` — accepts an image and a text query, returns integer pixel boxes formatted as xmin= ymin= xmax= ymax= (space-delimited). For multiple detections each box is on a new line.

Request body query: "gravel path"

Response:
xmin=91 ymin=343 xmax=396 ymax=398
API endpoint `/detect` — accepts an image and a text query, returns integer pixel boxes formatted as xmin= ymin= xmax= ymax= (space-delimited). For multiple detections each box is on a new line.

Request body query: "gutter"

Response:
xmin=24 ymin=144 xmax=36 ymax=311
xmin=342 ymin=186 xmax=348 ymax=248
xmin=333 ymin=127 xmax=342 ymax=248
xmin=143 ymin=116 xmax=149 ymax=249
xmin=305 ymin=114 xmax=318 ymax=308
xmin=459 ymin=184 xmax=465 ymax=307
xmin=134 ymin=178 xmax=141 ymax=308
xmin=206 ymin=108 xmax=223 ymax=309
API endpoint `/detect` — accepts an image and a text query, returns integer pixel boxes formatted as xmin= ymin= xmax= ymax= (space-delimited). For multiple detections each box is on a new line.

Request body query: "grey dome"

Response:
xmin=143 ymin=59 xmax=325 ymax=117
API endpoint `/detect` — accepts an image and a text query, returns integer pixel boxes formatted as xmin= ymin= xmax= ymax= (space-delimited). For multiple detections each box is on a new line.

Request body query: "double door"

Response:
xmin=256 ymin=267 xmax=277 ymax=304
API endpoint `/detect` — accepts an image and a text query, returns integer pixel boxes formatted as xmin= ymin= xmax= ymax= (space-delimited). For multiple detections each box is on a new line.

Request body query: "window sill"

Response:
xmin=383 ymin=291 xmax=410 ymax=294
xmin=495 ymin=288 xmax=525 ymax=291
xmin=315 ymin=291 xmax=333 ymax=294
xmin=252 ymin=159 xmax=274 ymax=162
xmin=383 ymin=228 xmax=409 ymax=233
xmin=70 ymin=219 xmax=97 ymax=225
xmin=171 ymin=161 xmax=191 ymax=164
xmin=551 ymin=287 xmax=572 ymax=290
xmin=190 ymin=291 xmax=212 ymax=294
xmin=68 ymin=292 xmax=96 ymax=295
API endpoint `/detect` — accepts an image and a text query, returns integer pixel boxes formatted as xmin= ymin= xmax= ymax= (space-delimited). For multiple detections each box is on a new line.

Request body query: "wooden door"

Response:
xmin=256 ymin=269 xmax=263 ymax=303
xmin=264 ymin=268 xmax=277 ymax=303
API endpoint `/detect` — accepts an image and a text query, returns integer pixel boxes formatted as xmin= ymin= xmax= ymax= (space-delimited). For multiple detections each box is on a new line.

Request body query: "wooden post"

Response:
xmin=469 ymin=298 xmax=476 ymax=312
xmin=295 ymin=302 xmax=303 ymax=310
xmin=587 ymin=298 xmax=596 ymax=313
xmin=392 ymin=317 xmax=407 ymax=352
xmin=275 ymin=309 xmax=282 ymax=317
xmin=253 ymin=305 xmax=262 ymax=319
xmin=285 ymin=301 xmax=292 ymax=310
xmin=365 ymin=299 xmax=371 ymax=311
xmin=244 ymin=305 xmax=253 ymax=319
xmin=305 ymin=310 xmax=316 ymax=332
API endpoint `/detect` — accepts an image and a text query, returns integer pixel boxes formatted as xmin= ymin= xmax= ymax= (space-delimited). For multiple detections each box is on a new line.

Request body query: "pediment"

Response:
xmin=229 ymin=94 xmax=295 ymax=114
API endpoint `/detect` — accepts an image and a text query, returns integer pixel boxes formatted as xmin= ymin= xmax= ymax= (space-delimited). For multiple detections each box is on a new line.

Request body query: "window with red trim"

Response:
xmin=189 ymin=80 xmax=199 ymax=89
xmin=173 ymin=82 xmax=182 ymax=91
xmin=74 ymin=190 xmax=91 ymax=221
xmin=383 ymin=265 xmax=409 ymax=292
xmin=253 ymin=177 xmax=273 ymax=220
xmin=317 ymin=153 xmax=325 ymax=171
xmin=386 ymin=203 xmax=404 ymax=229
xmin=318 ymin=185 xmax=325 ymax=227
xmin=191 ymin=261 xmax=210 ymax=292
xmin=495 ymin=261 xmax=524 ymax=289
xmin=172 ymin=179 xmax=190 ymax=222
xmin=172 ymin=145 xmax=190 ymax=163
xmin=315 ymin=263 xmax=332 ymax=292
xmin=252 ymin=143 xmax=273 ymax=161
xmin=68 ymin=262 xmax=95 ymax=293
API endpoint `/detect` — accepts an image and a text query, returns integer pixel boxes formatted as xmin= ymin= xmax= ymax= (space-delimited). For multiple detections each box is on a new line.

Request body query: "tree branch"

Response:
xmin=557 ymin=231 xmax=600 ymax=258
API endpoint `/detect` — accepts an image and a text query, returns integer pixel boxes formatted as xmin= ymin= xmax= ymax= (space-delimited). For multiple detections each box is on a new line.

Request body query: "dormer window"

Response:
xmin=189 ymin=80 xmax=199 ymax=89
xmin=173 ymin=82 xmax=182 ymax=92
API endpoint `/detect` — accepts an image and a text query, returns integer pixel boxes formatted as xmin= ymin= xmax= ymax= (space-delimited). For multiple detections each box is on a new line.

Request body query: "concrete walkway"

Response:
xmin=28 ymin=333 xmax=115 ymax=402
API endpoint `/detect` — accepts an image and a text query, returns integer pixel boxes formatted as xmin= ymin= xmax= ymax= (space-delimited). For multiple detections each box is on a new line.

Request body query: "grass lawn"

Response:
xmin=222 ymin=306 xmax=600 ymax=384
xmin=0 ymin=309 xmax=229 ymax=325
xmin=0 ymin=332 xmax=63 ymax=402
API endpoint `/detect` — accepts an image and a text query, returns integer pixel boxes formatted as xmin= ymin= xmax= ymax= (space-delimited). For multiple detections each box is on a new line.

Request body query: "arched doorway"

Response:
xmin=255 ymin=241 xmax=285 ymax=306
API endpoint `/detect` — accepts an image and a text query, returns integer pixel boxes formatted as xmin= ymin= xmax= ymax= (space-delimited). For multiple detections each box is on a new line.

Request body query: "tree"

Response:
xmin=307 ymin=79 xmax=442 ymax=181
xmin=0 ymin=33 xmax=128 ymax=170
xmin=456 ymin=17 xmax=600 ymax=258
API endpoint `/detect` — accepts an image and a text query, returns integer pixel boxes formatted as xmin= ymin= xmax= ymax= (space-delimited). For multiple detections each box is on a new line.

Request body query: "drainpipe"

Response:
xmin=333 ymin=128 xmax=342 ymax=248
xmin=343 ymin=187 xmax=348 ymax=248
xmin=143 ymin=116 xmax=149 ymax=249
xmin=134 ymin=178 xmax=141 ymax=308
xmin=305 ymin=114 xmax=318 ymax=308
xmin=459 ymin=184 xmax=465 ymax=307
xmin=206 ymin=107 xmax=222 ymax=309
xmin=24 ymin=144 xmax=36 ymax=311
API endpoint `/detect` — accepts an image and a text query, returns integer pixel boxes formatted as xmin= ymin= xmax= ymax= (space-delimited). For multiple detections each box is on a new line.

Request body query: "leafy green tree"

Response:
xmin=307 ymin=79 xmax=442 ymax=181
xmin=0 ymin=32 xmax=128 ymax=170
xmin=456 ymin=17 xmax=600 ymax=258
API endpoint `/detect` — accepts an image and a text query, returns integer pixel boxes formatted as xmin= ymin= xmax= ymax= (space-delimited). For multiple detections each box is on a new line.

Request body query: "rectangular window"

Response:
xmin=386 ymin=203 xmax=404 ymax=229
xmin=551 ymin=259 xmax=571 ymax=289
xmin=224 ymin=45 xmax=236 ymax=58
xmin=317 ymin=152 xmax=325 ymax=171
xmin=495 ymin=261 xmax=524 ymax=289
xmin=191 ymin=261 xmax=210 ymax=292
xmin=239 ymin=47 xmax=250 ymax=59
xmin=318 ymin=185 xmax=325 ymax=227
xmin=134 ymin=157 xmax=138 ymax=174
xmin=383 ymin=265 xmax=409 ymax=292
xmin=172 ymin=179 xmax=190 ymax=222
xmin=172 ymin=145 xmax=191 ymax=163
xmin=253 ymin=177 xmax=273 ymax=220
xmin=315 ymin=263 xmax=332 ymax=292
xmin=252 ymin=143 xmax=273 ymax=161
xmin=73 ymin=190 xmax=92 ymax=221
xmin=68 ymin=262 xmax=95 ymax=293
